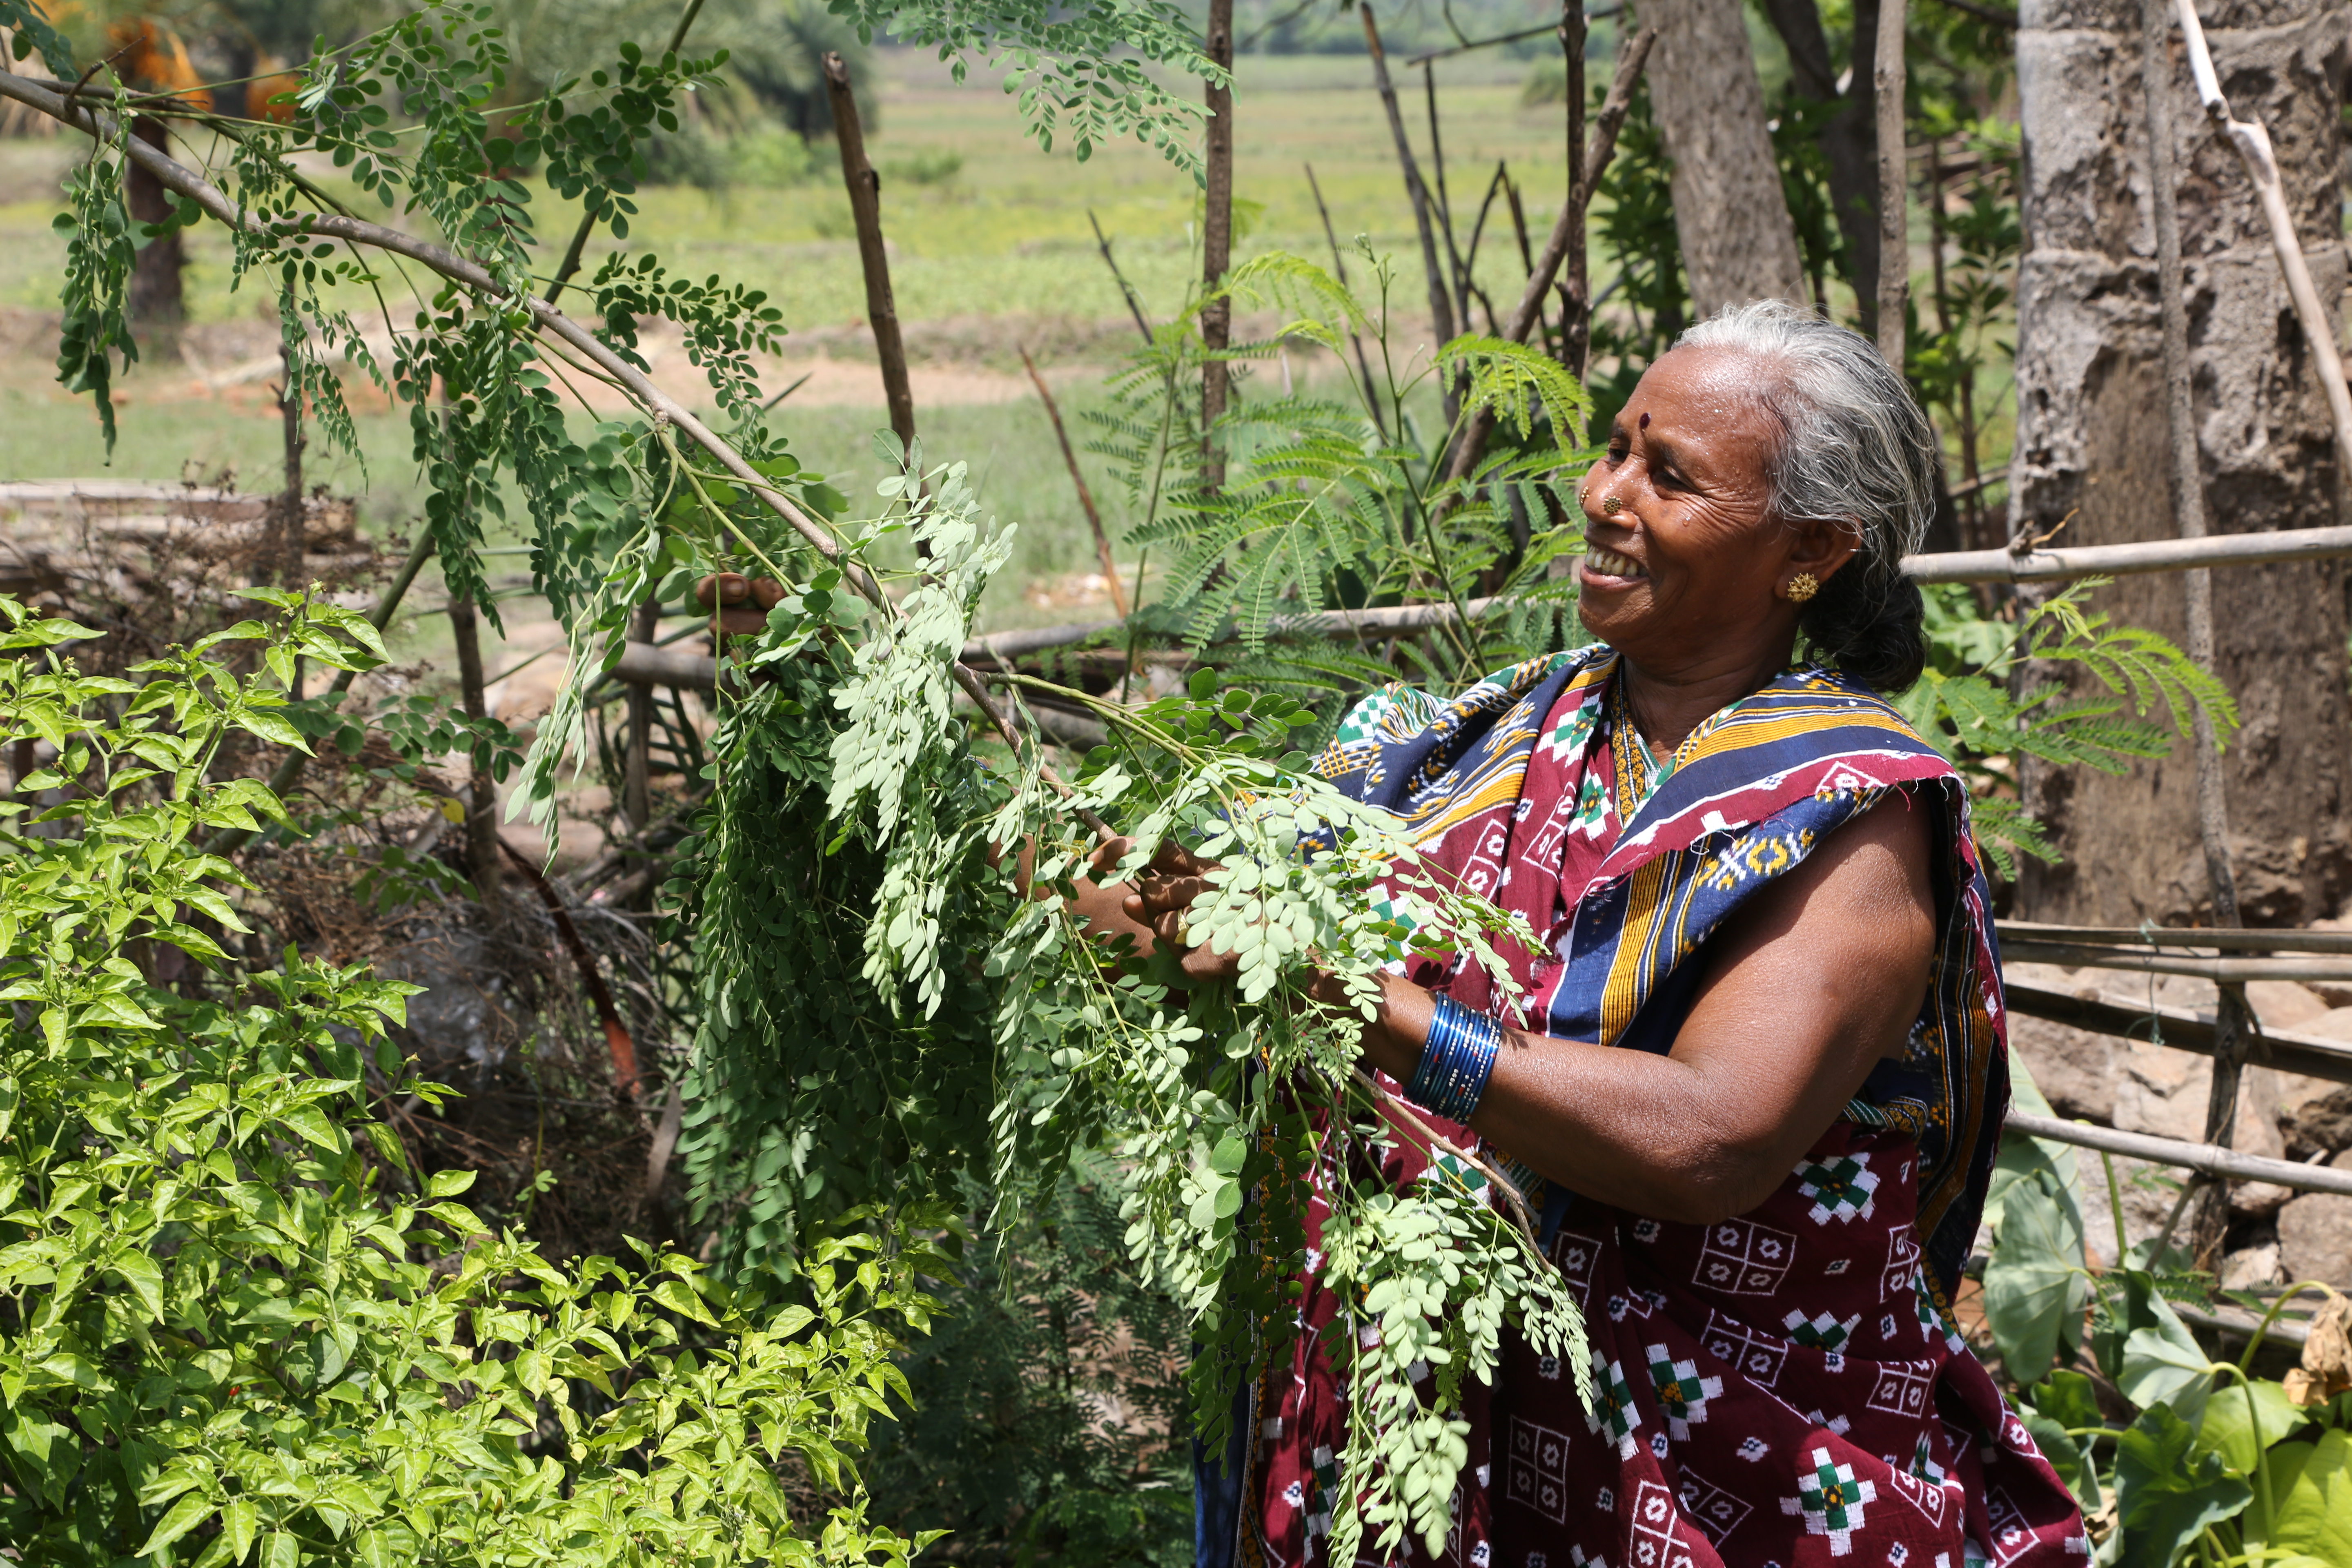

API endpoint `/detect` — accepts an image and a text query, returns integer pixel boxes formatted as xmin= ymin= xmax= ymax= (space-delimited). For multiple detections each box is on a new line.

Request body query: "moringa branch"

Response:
xmin=0 ymin=64 xmax=1111 ymax=835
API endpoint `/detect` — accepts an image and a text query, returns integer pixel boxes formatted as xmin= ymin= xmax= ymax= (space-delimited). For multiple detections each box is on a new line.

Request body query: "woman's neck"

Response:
xmin=1618 ymin=646 xmax=1793 ymax=752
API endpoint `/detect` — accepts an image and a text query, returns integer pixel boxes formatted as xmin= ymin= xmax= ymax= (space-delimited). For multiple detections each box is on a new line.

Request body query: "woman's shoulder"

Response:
xmin=1315 ymin=646 xmax=1609 ymax=787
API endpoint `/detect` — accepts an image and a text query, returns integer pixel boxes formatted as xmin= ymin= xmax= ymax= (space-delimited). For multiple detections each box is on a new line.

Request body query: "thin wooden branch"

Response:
xmin=1020 ymin=346 xmax=1129 ymax=617
xmin=498 ymin=836 xmax=641 ymax=1102
xmin=1304 ymin=162 xmax=1389 ymax=438
xmin=2170 ymin=0 xmax=2352 ymax=468
xmin=1351 ymin=1067 xmax=1539 ymax=1246
xmin=545 ymin=0 xmax=707 ymax=304
xmin=1362 ymin=0 xmax=1458 ymax=429
xmin=825 ymin=52 xmax=919 ymax=477
xmin=1437 ymin=23 xmax=1657 ymax=487
xmin=1874 ymin=0 xmax=1909 ymax=369
xmin=1087 ymin=210 xmax=1154 ymax=344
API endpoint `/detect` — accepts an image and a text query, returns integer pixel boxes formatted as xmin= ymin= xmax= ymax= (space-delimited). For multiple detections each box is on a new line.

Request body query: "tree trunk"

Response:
xmin=1756 ymin=0 xmax=1884 ymax=336
xmin=1645 ymin=0 xmax=1809 ymax=314
xmin=126 ymin=118 xmax=185 ymax=325
xmin=2010 ymin=0 xmax=2352 ymax=927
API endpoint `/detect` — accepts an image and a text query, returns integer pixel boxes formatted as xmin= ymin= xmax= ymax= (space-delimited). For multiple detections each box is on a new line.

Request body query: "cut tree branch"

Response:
xmin=0 ymin=67 xmax=1113 ymax=838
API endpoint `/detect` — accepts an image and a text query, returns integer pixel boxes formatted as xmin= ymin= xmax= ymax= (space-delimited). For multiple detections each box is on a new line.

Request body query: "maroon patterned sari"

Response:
xmin=1218 ymin=655 xmax=2087 ymax=1568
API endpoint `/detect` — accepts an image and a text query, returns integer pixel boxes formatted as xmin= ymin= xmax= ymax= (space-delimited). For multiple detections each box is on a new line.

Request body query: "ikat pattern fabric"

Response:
xmin=1213 ymin=650 xmax=2085 ymax=1568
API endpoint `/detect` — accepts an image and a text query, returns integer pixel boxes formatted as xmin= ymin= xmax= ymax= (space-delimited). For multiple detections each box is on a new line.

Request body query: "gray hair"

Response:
xmin=1674 ymin=299 xmax=1939 ymax=691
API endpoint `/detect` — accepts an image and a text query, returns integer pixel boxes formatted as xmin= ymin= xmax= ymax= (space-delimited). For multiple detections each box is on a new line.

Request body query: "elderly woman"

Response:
xmin=1082 ymin=303 xmax=2086 ymax=1567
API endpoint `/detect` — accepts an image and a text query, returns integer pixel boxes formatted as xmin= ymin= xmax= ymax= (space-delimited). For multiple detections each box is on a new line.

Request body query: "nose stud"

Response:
xmin=1602 ymin=496 xmax=1622 ymax=515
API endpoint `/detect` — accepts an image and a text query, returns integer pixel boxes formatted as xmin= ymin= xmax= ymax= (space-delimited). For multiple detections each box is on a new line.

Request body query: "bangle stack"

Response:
xmin=1404 ymin=995 xmax=1503 ymax=1124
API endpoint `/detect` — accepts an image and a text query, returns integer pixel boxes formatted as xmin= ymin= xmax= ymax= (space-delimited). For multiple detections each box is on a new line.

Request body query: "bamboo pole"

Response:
xmin=824 ymin=53 xmax=919 ymax=476
xmin=1020 ymin=347 xmax=1129 ymax=617
xmin=2003 ymin=980 xmax=2352 ymax=1087
xmin=838 ymin=518 xmax=2352 ymax=669
xmin=1873 ymin=0 xmax=1909 ymax=369
xmin=1199 ymin=0 xmax=1236 ymax=490
xmin=2143 ymin=0 xmax=2281 ymax=1258
xmin=2005 ymin=1111 xmax=2352 ymax=1198
xmin=2000 ymin=942 xmax=2352 ymax=982
xmin=2002 ymin=921 xmax=2352 ymax=954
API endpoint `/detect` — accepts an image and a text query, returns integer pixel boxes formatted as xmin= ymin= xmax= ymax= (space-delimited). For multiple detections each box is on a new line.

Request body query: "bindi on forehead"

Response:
xmin=1638 ymin=412 xmax=1649 ymax=430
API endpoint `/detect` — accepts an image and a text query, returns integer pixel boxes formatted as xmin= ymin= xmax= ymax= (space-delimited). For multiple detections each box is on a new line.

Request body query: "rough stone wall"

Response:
xmin=2010 ymin=0 xmax=2352 ymax=926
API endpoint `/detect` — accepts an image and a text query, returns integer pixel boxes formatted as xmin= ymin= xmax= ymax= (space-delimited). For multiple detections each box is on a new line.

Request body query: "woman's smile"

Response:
xmin=1580 ymin=539 xmax=1648 ymax=583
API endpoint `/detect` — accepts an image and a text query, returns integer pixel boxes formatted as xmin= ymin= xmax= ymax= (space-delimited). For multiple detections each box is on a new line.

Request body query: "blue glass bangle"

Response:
xmin=1405 ymin=995 xmax=1503 ymax=1124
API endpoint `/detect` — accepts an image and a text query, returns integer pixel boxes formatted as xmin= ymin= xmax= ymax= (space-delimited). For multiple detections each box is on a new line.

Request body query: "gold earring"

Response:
xmin=1602 ymin=496 xmax=1622 ymax=515
xmin=1784 ymin=572 xmax=1820 ymax=604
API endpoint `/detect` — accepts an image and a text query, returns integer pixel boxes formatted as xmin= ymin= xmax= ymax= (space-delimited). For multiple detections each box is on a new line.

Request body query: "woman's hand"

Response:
xmin=1054 ymin=837 xmax=1240 ymax=986
xmin=693 ymin=572 xmax=785 ymax=637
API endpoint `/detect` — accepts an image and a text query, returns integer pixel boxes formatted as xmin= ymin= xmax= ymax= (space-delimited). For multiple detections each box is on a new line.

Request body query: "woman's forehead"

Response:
xmin=1623 ymin=347 xmax=1779 ymax=434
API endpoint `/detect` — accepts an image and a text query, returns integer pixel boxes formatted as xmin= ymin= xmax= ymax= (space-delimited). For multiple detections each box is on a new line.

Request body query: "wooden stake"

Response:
xmin=1561 ymin=0 xmax=1589 ymax=374
xmin=1020 ymin=346 xmax=1129 ymax=618
xmin=1200 ymin=0 xmax=1236 ymax=490
xmin=272 ymin=337 xmax=305 ymax=591
xmin=1873 ymin=0 xmax=1909 ymax=370
xmin=824 ymin=52 xmax=919 ymax=476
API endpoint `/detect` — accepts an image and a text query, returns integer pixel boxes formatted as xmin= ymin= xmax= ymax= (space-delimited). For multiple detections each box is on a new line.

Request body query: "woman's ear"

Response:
xmin=1785 ymin=515 xmax=1865 ymax=586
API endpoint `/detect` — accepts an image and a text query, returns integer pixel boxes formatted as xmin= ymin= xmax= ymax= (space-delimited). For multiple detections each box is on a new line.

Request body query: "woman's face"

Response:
xmin=1575 ymin=346 xmax=1855 ymax=674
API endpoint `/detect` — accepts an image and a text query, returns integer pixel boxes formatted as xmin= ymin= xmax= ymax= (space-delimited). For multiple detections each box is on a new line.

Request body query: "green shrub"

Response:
xmin=0 ymin=593 xmax=946 ymax=1566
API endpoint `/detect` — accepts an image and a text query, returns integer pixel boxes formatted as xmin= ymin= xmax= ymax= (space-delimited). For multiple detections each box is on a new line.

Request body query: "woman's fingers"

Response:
xmin=693 ymin=572 xmax=785 ymax=637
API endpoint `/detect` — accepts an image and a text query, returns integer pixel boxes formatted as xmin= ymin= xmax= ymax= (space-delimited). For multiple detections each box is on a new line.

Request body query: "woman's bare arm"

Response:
xmin=1360 ymin=793 xmax=1937 ymax=1223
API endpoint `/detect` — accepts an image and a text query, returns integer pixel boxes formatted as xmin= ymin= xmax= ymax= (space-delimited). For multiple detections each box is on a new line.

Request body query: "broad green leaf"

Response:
xmin=2270 ymin=1427 xmax=2352 ymax=1562
xmin=2196 ymin=1378 xmax=2307 ymax=1477
xmin=2114 ymin=1404 xmax=2252 ymax=1565
xmin=651 ymin=1277 xmax=719 ymax=1327
xmin=138 ymin=1490 xmax=216 ymax=1555
xmin=1982 ymin=1174 xmax=2086 ymax=1385
xmin=2119 ymin=1297 xmax=2215 ymax=1427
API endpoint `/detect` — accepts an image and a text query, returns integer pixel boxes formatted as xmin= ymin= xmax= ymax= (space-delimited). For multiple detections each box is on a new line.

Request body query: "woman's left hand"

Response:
xmin=1113 ymin=839 xmax=1242 ymax=985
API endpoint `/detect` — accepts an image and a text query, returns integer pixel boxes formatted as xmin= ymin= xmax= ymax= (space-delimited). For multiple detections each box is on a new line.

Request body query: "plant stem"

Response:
xmin=544 ymin=0 xmax=707 ymax=305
